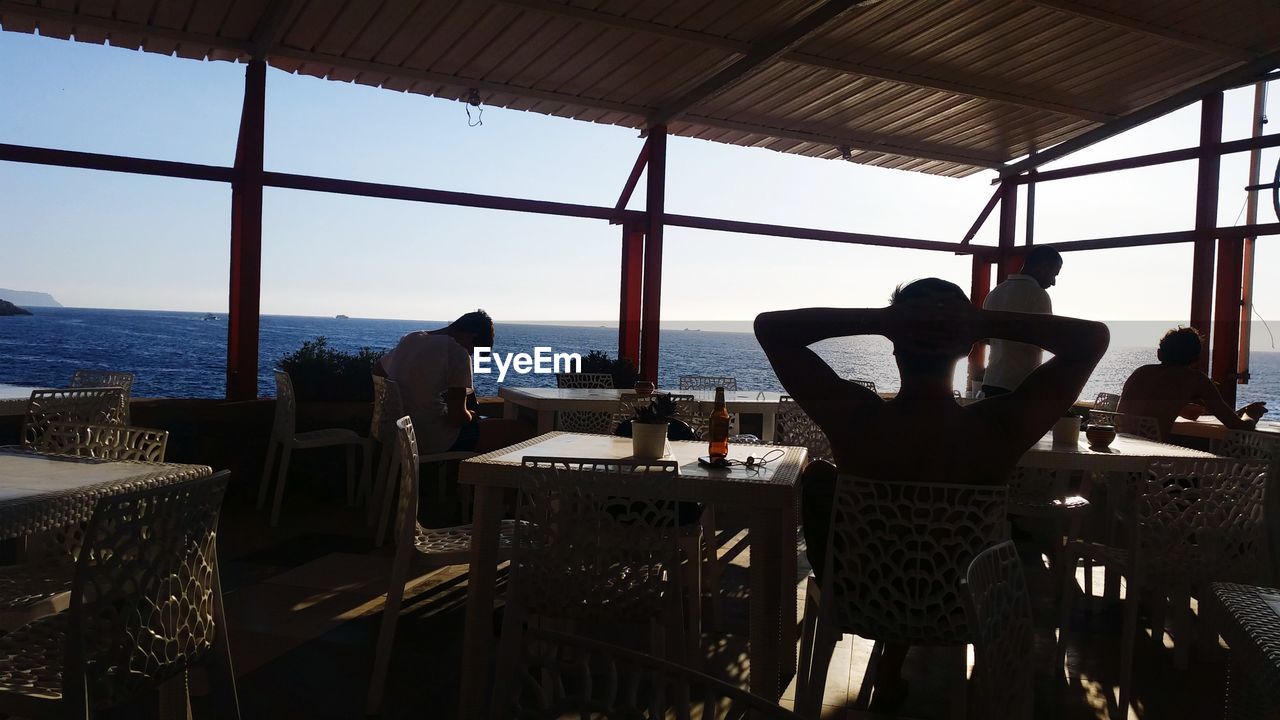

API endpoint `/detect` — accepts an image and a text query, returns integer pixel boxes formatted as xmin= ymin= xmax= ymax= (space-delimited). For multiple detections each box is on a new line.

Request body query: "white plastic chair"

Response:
xmin=365 ymin=417 xmax=516 ymax=715
xmin=678 ymin=375 xmax=738 ymax=392
xmin=69 ymin=370 xmax=134 ymax=423
xmin=257 ymin=371 xmax=371 ymax=527
xmin=21 ymin=388 xmax=127 ymax=448
xmin=1213 ymin=430 xmax=1280 ymax=583
xmin=555 ymin=372 xmax=615 ymax=434
xmin=1057 ymin=458 xmax=1269 ymax=720
xmin=796 ymin=476 xmax=1009 ymax=718
xmin=367 ymin=376 xmax=479 ymax=546
xmin=1006 ymin=465 xmax=1089 ymax=591
xmin=775 ymin=395 xmax=832 ymax=464
xmin=962 ymin=540 xmax=1035 ymax=720
xmin=493 ymin=455 xmax=701 ymax=706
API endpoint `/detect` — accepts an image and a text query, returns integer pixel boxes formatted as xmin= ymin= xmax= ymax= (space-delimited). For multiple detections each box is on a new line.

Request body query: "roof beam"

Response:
xmin=1026 ymin=0 xmax=1257 ymax=61
xmin=248 ymin=0 xmax=297 ymax=61
xmin=648 ymin=0 xmax=875 ymax=126
xmin=491 ymin=0 xmax=1115 ymax=122
xmin=999 ymin=51 xmax=1280 ymax=178
xmin=682 ymin=114 xmax=1004 ymax=169
xmin=0 ymin=1 xmax=250 ymax=55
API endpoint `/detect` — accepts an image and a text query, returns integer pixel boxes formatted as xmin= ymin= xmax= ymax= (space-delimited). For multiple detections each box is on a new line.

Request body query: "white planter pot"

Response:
xmin=1052 ymin=416 xmax=1081 ymax=446
xmin=631 ymin=422 xmax=669 ymax=459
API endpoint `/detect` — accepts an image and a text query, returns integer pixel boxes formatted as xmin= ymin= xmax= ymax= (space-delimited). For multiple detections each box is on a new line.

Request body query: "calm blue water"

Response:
xmin=1 ymin=307 xmax=1278 ymax=409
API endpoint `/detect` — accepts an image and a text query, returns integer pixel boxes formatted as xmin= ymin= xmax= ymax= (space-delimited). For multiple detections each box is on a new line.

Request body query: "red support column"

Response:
xmin=996 ymin=180 xmax=1018 ymax=282
xmin=1189 ymin=92 xmax=1223 ymax=375
xmin=227 ymin=60 xmax=267 ymax=401
xmin=967 ymin=255 xmax=993 ymax=388
xmin=639 ymin=126 xmax=666 ymax=384
xmin=618 ymin=222 xmax=644 ymax=368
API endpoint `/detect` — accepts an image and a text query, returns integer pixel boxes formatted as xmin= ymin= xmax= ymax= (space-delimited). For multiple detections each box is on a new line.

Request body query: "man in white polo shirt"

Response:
xmin=981 ymin=246 xmax=1063 ymax=397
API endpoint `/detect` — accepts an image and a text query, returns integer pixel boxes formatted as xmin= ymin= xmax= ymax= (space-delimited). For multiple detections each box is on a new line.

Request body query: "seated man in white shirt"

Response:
xmin=377 ymin=310 xmax=530 ymax=454
xmin=981 ymin=245 xmax=1063 ymax=396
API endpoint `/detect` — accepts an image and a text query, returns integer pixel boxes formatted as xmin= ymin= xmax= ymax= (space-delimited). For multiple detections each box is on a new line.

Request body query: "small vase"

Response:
xmin=631 ymin=421 xmax=669 ymax=459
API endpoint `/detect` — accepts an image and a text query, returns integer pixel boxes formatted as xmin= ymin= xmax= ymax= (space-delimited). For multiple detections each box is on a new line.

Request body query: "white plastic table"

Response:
xmin=456 ymin=432 xmax=807 ymax=718
xmin=1173 ymin=416 xmax=1280 ymax=442
xmin=1017 ymin=432 xmax=1219 ymax=472
xmin=0 ymin=447 xmax=211 ymax=538
xmin=498 ymin=387 xmax=787 ymax=440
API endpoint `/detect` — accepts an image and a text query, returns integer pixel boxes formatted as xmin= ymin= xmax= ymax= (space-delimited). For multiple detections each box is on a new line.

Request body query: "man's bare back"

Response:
xmin=1119 ymin=364 xmax=1256 ymax=439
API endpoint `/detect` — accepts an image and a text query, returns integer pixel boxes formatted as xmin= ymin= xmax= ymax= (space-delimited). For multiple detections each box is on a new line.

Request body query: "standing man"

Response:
xmin=981 ymin=246 xmax=1063 ymax=397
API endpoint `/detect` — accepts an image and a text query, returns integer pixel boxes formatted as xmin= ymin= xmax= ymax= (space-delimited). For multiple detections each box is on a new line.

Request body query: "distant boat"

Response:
xmin=202 ymin=313 xmax=218 ymax=321
xmin=335 ymin=314 xmax=350 ymax=320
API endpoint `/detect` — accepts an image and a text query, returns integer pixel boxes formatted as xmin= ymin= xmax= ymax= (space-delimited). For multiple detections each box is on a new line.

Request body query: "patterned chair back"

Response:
xmin=1116 ymin=413 xmax=1162 ymax=441
xmin=555 ymin=373 xmax=616 ymax=434
xmin=69 ymin=370 xmax=135 ymax=424
xmin=615 ymin=393 xmax=734 ymax=441
xmin=67 ymin=471 xmax=230 ymax=709
xmin=556 ymin=373 xmax=613 ymax=389
xmin=1138 ymin=459 xmax=1269 ymax=586
xmin=512 ymin=456 xmax=683 ymax=624
xmin=678 ymin=376 xmax=738 ymax=392
xmin=22 ymin=388 xmax=127 ymax=447
xmin=508 ymin=627 xmax=801 ymax=719
xmin=963 ymin=541 xmax=1034 ymax=720
xmin=775 ymin=395 xmax=832 ymax=464
xmin=271 ymin=371 xmax=298 ymax=438
xmin=38 ymin=422 xmax=168 ymax=463
xmin=851 ymin=379 xmax=878 ymax=393
xmin=392 ymin=416 xmax=430 ymax=545
xmin=1093 ymin=392 xmax=1121 ymax=413
xmin=370 ymin=376 xmax=405 ymax=443
xmin=823 ymin=475 xmax=1009 ymax=644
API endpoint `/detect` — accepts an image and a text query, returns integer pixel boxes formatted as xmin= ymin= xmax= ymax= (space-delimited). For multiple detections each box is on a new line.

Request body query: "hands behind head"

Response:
xmin=885 ymin=295 xmax=981 ymax=358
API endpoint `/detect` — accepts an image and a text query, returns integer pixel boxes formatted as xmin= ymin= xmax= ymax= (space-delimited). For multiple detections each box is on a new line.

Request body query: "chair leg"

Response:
xmin=207 ymin=580 xmax=242 ymax=720
xmin=374 ymin=452 xmax=401 ymax=547
xmin=157 ymin=669 xmax=192 ymax=720
xmin=367 ymin=443 xmax=392 ymax=525
xmin=256 ymin=439 xmax=278 ymax=511
xmin=1116 ymin=581 xmax=1140 ymax=720
xmin=345 ymin=445 xmax=357 ymax=507
xmin=1170 ymin=587 xmax=1192 ymax=670
xmin=1057 ymin=549 xmax=1079 ymax=670
xmin=269 ymin=445 xmax=293 ymax=527
xmin=358 ymin=440 xmax=374 ymax=503
xmin=679 ymin=535 xmax=703 ymax=668
xmin=798 ymin=615 xmax=839 ymax=719
xmin=366 ymin=550 xmax=411 ymax=716
xmin=701 ymin=505 xmax=725 ymax=633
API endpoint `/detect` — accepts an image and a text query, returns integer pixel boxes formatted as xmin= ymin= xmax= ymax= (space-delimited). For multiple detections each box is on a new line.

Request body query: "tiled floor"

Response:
xmin=181 ymin=481 xmax=1238 ymax=719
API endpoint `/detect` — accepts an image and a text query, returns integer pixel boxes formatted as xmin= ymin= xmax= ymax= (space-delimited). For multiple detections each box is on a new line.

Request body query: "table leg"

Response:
xmin=503 ymin=400 xmax=518 ymax=420
xmin=761 ymin=410 xmax=776 ymax=443
xmin=748 ymin=505 xmax=788 ymax=700
xmin=458 ymin=485 xmax=502 ymax=720
xmin=536 ymin=410 xmax=555 ymax=434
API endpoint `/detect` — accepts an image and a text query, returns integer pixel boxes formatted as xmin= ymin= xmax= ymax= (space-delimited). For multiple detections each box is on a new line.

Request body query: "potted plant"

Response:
xmin=581 ymin=350 xmax=640 ymax=390
xmin=615 ymin=394 xmax=697 ymax=459
xmin=278 ymin=337 xmax=383 ymax=431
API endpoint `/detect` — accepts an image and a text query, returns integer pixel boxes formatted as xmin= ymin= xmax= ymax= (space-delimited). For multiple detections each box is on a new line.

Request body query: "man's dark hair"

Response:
xmin=1157 ymin=326 xmax=1203 ymax=366
xmin=890 ymin=277 xmax=968 ymax=305
xmin=450 ymin=309 xmax=495 ymax=347
xmin=1023 ymin=246 xmax=1063 ymax=271
xmin=889 ymin=278 xmax=970 ymax=376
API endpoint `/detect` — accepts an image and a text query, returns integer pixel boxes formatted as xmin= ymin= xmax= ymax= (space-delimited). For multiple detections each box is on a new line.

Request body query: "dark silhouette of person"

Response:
xmin=754 ymin=277 xmax=1108 ymax=707
xmin=1118 ymin=327 xmax=1267 ymax=439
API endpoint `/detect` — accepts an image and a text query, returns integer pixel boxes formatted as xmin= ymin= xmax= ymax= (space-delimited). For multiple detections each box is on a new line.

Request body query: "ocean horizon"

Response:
xmin=3 ymin=306 xmax=1278 ymax=410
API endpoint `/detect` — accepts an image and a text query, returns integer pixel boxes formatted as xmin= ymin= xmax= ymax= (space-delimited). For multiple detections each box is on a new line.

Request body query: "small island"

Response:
xmin=0 ymin=300 xmax=32 ymax=317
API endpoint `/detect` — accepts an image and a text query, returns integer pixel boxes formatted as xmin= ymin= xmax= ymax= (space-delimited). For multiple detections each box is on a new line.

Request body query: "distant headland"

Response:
xmin=0 ymin=289 xmax=61 ymax=308
xmin=0 ymin=300 xmax=32 ymax=316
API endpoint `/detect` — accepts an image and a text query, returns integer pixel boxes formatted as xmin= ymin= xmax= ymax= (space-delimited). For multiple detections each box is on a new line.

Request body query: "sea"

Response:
xmin=2 ymin=307 xmax=1279 ymax=409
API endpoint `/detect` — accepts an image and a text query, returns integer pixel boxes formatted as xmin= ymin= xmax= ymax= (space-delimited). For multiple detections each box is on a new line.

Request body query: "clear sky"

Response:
xmin=1 ymin=30 xmax=1277 ymax=351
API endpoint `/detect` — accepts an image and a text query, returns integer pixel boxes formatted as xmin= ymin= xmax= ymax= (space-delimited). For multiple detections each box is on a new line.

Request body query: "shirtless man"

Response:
xmin=754 ymin=277 xmax=1109 ymax=706
xmin=1117 ymin=327 xmax=1266 ymax=439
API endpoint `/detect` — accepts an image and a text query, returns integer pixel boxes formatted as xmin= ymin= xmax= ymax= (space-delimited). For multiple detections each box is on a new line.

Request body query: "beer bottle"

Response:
xmin=708 ymin=386 xmax=730 ymax=460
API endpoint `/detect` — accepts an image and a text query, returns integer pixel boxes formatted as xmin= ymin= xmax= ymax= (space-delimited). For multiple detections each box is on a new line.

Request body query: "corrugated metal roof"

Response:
xmin=1 ymin=0 xmax=1277 ymax=177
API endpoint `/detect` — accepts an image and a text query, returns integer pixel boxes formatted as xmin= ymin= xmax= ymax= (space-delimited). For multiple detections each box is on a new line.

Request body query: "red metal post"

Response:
xmin=967 ymin=255 xmax=993 ymax=388
xmin=227 ymin=60 xmax=267 ymax=401
xmin=618 ymin=222 xmax=644 ymax=368
xmin=1190 ymin=92 xmax=1223 ymax=375
xmin=996 ymin=179 xmax=1018 ymax=282
xmin=639 ymin=126 xmax=667 ymax=384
